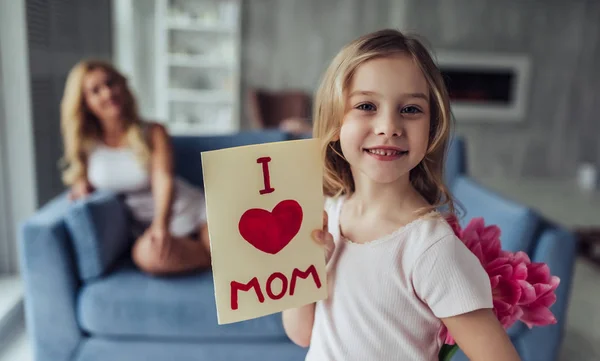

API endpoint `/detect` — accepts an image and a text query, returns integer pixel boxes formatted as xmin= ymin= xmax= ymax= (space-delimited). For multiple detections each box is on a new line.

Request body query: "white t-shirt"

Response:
xmin=305 ymin=196 xmax=493 ymax=361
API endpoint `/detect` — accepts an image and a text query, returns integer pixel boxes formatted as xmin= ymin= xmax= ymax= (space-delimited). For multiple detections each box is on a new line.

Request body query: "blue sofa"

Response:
xmin=447 ymin=139 xmax=577 ymax=361
xmin=19 ymin=130 xmax=577 ymax=361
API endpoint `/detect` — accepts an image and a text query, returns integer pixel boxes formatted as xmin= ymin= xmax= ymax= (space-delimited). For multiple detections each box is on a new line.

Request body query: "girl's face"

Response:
xmin=82 ymin=68 xmax=126 ymax=123
xmin=339 ymin=54 xmax=431 ymax=187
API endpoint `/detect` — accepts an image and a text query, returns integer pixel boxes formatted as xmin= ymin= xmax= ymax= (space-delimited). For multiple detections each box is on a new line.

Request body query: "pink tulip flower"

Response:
xmin=441 ymin=216 xmax=560 ymax=346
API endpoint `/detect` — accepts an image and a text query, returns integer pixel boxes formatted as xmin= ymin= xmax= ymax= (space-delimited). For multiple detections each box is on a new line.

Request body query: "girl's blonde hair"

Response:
xmin=60 ymin=59 xmax=151 ymax=185
xmin=313 ymin=29 xmax=455 ymax=215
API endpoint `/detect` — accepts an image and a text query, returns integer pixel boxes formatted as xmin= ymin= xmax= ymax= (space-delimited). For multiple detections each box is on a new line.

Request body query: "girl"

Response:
xmin=60 ymin=60 xmax=211 ymax=276
xmin=282 ymin=29 xmax=521 ymax=361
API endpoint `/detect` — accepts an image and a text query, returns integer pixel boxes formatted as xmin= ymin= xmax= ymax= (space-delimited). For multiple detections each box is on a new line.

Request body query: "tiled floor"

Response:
xmin=1 ymin=257 xmax=598 ymax=361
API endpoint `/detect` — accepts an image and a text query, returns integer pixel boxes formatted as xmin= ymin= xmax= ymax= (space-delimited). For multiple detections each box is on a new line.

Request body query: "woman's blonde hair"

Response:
xmin=60 ymin=59 xmax=151 ymax=185
xmin=313 ymin=29 xmax=456 ymax=215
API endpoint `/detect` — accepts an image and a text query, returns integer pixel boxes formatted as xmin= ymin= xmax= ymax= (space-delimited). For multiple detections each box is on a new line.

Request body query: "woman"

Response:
xmin=60 ymin=59 xmax=211 ymax=276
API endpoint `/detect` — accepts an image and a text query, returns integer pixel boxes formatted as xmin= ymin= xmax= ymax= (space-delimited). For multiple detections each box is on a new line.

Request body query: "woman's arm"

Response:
xmin=69 ymin=178 xmax=94 ymax=200
xmin=441 ymin=308 xmax=521 ymax=361
xmin=148 ymin=123 xmax=175 ymax=229
xmin=68 ymin=158 xmax=94 ymax=200
xmin=282 ymin=303 xmax=316 ymax=347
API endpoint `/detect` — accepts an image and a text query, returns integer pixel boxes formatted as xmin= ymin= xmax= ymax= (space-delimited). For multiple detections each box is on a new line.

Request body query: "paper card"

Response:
xmin=201 ymin=138 xmax=327 ymax=325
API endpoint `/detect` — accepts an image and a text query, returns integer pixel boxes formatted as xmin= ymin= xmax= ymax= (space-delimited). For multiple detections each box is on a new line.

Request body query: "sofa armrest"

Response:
xmin=18 ymin=192 xmax=84 ymax=361
xmin=451 ymin=176 xmax=540 ymax=253
xmin=513 ymin=227 xmax=578 ymax=361
xmin=64 ymin=190 xmax=132 ymax=281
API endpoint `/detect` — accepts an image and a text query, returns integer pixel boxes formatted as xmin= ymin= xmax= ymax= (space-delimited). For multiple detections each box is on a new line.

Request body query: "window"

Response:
xmin=0 ymin=0 xmax=38 ymax=275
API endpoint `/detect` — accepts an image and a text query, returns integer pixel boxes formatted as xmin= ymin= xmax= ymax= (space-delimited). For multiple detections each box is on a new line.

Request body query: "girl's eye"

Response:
xmin=356 ymin=103 xmax=376 ymax=111
xmin=401 ymin=105 xmax=422 ymax=114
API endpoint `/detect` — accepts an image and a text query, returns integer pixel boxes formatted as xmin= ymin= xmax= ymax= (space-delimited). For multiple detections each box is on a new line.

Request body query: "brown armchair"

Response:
xmin=247 ymin=89 xmax=312 ymax=130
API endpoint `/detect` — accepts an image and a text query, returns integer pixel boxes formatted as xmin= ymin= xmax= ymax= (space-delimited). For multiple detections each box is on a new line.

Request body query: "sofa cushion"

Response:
xmin=172 ymin=130 xmax=289 ymax=189
xmin=77 ymin=260 xmax=288 ymax=340
xmin=76 ymin=339 xmax=307 ymax=361
xmin=451 ymin=176 xmax=539 ymax=253
xmin=64 ymin=190 xmax=131 ymax=281
xmin=287 ymin=131 xmax=313 ymax=140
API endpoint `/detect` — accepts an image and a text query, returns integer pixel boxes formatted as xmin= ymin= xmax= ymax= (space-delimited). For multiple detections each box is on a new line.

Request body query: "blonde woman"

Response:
xmin=60 ymin=59 xmax=211 ymax=276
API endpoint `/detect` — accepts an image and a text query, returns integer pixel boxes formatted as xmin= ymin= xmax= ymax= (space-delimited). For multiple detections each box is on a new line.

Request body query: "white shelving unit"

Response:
xmin=154 ymin=0 xmax=242 ymax=135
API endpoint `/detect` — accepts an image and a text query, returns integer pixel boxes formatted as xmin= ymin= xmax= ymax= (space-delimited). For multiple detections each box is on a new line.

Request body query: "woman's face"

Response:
xmin=82 ymin=68 xmax=126 ymax=123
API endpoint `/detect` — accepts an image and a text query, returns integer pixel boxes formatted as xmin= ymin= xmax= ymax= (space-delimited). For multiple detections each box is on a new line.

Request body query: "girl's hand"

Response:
xmin=149 ymin=222 xmax=172 ymax=261
xmin=311 ymin=211 xmax=335 ymax=263
xmin=68 ymin=179 xmax=94 ymax=201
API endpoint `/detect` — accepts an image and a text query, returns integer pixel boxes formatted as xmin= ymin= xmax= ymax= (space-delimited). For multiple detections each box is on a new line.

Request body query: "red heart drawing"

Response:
xmin=238 ymin=199 xmax=303 ymax=255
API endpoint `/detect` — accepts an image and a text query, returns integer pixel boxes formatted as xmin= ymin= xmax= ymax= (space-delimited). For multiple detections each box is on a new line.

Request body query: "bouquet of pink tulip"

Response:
xmin=438 ymin=216 xmax=561 ymax=361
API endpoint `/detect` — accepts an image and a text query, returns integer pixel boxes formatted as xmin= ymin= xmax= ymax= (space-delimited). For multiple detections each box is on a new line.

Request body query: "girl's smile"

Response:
xmin=363 ymin=145 xmax=409 ymax=161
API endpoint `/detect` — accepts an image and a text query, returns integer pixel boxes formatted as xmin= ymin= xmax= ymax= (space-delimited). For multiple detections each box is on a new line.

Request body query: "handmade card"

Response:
xmin=201 ymin=138 xmax=327 ymax=325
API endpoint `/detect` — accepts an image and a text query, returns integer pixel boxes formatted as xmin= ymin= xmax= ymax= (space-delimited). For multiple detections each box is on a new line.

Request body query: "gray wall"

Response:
xmin=25 ymin=0 xmax=600 ymax=204
xmin=241 ymin=0 xmax=408 ymax=127
xmin=241 ymin=0 xmax=600 ymax=180
xmin=407 ymin=0 xmax=600 ymax=179
xmin=27 ymin=0 xmax=113 ymax=205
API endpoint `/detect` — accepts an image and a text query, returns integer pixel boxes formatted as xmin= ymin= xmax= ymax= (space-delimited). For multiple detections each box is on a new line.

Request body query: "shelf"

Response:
xmin=168 ymin=88 xmax=233 ymax=103
xmin=168 ymin=54 xmax=234 ymax=69
xmin=166 ymin=122 xmax=237 ymax=136
xmin=166 ymin=19 xmax=235 ymax=33
xmin=155 ymin=0 xmax=241 ymax=136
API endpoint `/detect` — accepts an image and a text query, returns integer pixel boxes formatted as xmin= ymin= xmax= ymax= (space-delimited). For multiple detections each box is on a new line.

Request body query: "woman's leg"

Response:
xmin=132 ymin=223 xmax=212 ymax=276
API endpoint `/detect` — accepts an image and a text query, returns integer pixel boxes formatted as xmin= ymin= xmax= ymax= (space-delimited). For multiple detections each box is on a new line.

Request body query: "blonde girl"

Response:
xmin=282 ymin=29 xmax=521 ymax=361
xmin=60 ymin=59 xmax=211 ymax=276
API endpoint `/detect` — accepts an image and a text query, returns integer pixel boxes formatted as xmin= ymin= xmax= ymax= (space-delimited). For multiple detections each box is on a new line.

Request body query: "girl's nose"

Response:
xmin=374 ymin=112 xmax=402 ymax=137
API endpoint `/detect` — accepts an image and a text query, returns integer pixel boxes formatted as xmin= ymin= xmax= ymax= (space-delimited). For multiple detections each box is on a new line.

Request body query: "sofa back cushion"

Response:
xmin=445 ymin=137 xmax=467 ymax=188
xmin=171 ymin=130 xmax=289 ymax=189
xmin=451 ymin=176 xmax=539 ymax=253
